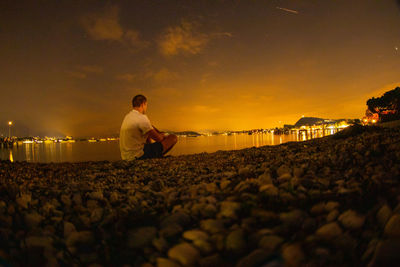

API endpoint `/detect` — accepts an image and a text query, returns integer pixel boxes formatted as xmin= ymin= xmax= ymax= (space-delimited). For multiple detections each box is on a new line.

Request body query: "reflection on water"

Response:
xmin=0 ymin=131 xmax=337 ymax=163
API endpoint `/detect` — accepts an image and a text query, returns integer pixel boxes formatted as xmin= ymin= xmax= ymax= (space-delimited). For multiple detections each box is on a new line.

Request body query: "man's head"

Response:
xmin=132 ymin=94 xmax=147 ymax=114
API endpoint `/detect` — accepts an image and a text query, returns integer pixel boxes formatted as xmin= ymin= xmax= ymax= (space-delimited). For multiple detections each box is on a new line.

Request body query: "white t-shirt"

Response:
xmin=119 ymin=109 xmax=153 ymax=160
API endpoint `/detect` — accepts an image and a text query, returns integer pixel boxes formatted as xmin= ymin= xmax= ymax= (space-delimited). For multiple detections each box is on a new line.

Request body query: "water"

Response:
xmin=0 ymin=131 xmax=336 ymax=163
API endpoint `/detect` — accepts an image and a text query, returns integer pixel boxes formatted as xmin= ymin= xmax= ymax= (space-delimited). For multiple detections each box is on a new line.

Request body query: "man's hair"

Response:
xmin=132 ymin=94 xmax=147 ymax=107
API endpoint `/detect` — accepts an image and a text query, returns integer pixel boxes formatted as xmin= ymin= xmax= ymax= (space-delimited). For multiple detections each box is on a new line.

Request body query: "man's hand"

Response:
xmin=147 ymin=129 xmax=165 ymax=142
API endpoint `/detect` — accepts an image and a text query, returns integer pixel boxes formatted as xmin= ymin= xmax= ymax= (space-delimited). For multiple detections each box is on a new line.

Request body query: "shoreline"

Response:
xmin=0 ymin=125 xmax=399 ymax=266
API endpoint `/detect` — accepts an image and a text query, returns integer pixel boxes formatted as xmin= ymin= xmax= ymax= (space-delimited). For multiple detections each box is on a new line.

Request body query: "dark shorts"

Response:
xmin=138 ymin=142 xmax=163 ymax=159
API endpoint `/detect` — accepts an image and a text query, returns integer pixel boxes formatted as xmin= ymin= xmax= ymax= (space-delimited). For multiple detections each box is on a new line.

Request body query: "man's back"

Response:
xmin=119 ymin=109 xmax=153 ymax=160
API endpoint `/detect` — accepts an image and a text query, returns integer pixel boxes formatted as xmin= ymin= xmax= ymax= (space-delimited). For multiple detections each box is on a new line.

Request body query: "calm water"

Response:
xmin=0 ymin=131 xmax=335 ymax=163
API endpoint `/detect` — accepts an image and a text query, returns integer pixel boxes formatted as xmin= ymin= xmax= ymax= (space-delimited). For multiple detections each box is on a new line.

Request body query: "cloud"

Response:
xmin=82 ymin=5 xmax=148 ymax=50
xmin=77 ymin=65 xmax=103 ymax=73
xmin=82 ymin=5 xmax=123 ymax=41
xmin=66 ymin=71 xmax=86 ymax=79
xmin=159 ymin=20 xmax=210 ymax=56
xmin=115 ymin=68 xmax=179 ymax=84
xmin=116 ymin=73 xmax=136 ymax=82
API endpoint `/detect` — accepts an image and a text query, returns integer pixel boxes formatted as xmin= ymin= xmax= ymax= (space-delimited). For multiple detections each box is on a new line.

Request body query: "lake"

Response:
xmin=0 ymin=131 xmax=336 ymax=163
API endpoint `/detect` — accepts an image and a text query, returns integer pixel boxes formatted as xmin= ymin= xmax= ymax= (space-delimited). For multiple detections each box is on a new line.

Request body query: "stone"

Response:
xmin=310 ymin=202 xmax=326 ymax=215
xmin=25 ymin=236 xmax=53 ymax=250
xmin=90 ymin=208 xmax=103 ymax=223
xmin=61 ymin=194 xmax=72 ymax=207
xmin=200 ymin=219 xmax=224 ymax=234
xmin=156 ymin=257 xmax=181 ymax=267
xmin=72 ymin=193 xmax=82 ymax=205
xmin=153 ymin=237 xmax=169 ymax=253
xmin=282 ymin=243 xmax=305 ymax=266
xmin=338 ymin=210 xmax=365 ymax=230
xmin=16 ymin=194 xmax=31 ymax=209
xmin=279 ymin=209 xmax=305 ymax=225
xmin=384 ymin=214 xmax=400 ymax=238
xmin=88 ymin=191 xmax=103 ymax=200
xmin=66 ymin=231 xmax=95 ymax=248
xmin=326 ymin=209 xmax=339 ymax=222
xmin=161 ymin=212 xmax=191 ymax=228
xmin=64 ymin=221 xmax=77 ymax=238
xmin=316 ymin=222 xmax=342 ymax=240
xmin=259 ymin=184 xmax=278 ymax=196
xmin=219 ymin=201 xmax=241 ymax=219
xmin=199 ymin=254 xmax=223 ymax=267
xmin=160 ymin=223 xmax=183 ymax=238
xmin=193 ymin=239 xmax=213 ymax=254
xmin=277 ymin=165 xmax=291 ymax=177
xmin=376 ymin=205 xmax=392 ymax=228
xmin=238 ymin=166 xmax=252 ymax=177
xmin=325 ymin=201 xmax=339 ymax=212
xmin=24 ymin=212 xmax=44 ymax=229
xmin=236 ymin=249 xmax=271 ymax=267
xmin=277 ymin=173 xmax=292 ymax=183
xmin=370 ymin=239 xmax=400 ymax=266
xmin=127 ymin=227 xmax=157 ymax=248
xmin=225 ymin=229 xmax=246 ymax=253
xmin=109 ymin=192 xmax=119 ymax=204
xmin=258 ymin=235 xmax=284 ymax=253
xmin=183 ymin=230 xmax=209 ymax=241
xmin=257 ymin=173 xmax=272 ymax=185
xmin=168 ymin=242 xmax=200 ymax=266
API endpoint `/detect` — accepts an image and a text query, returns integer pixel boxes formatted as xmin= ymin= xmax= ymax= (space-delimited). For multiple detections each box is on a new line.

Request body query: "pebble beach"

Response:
xmin=1 ymin=125 xmax=400 ymax=266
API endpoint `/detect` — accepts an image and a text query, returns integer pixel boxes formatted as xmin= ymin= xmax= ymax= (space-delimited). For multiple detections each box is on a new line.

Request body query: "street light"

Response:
xmin=8 ymin=121 xmax=12 ymax=138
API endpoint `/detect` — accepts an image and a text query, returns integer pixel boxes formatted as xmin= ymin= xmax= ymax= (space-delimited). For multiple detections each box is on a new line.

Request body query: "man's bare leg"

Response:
xmin=161 ymin=134 xmax=177 ymax=155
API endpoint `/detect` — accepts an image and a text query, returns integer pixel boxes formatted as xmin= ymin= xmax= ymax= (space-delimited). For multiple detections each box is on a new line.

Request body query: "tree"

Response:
xmin=366 ymin=87 xmax=400 ymax=122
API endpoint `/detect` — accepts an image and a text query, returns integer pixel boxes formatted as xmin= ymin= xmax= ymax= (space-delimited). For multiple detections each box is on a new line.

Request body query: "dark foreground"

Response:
xmin=1 ymin=125 xmax=400 ymax=266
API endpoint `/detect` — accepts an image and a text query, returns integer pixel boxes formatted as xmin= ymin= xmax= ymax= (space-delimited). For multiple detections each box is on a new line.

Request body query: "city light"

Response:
xmin=8 ymin=121 xmax=12 ymax=126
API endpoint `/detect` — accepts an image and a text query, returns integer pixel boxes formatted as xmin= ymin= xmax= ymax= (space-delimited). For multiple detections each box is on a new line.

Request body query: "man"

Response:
xmin=119 ymin=94 xmax=177 ymax=160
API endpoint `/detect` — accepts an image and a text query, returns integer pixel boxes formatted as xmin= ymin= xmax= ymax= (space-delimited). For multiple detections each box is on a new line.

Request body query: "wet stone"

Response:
xmin=127 ymin=227 xmax=157 ymax=249
xmin=377 ymin=205 xmax=392 ymax=228
xmin=384 ymin=214 xmax=400 ymax=238
xmin=338 ymin=210 xmax=365 ymax=230
xmin=168 ymin=242 xmax=200 ymax=266
xmin=258 ymin=235 xmax=284 ymax=253
xmin=316 ymin=222 xmax=342 ymax=240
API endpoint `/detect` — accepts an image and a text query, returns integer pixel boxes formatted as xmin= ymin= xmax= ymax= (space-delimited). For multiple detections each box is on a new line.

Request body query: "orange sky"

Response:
xmin=1 ymin=0 xmax=399 ymax=137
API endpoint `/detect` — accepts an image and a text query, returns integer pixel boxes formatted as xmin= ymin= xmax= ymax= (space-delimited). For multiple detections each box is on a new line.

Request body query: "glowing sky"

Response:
xmin=1 ymin=0 xmax=399 ymax=137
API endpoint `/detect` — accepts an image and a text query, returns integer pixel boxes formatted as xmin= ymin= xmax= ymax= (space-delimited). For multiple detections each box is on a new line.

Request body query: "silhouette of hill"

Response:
xmin=294 ymin=117 xmax=325 ymax=127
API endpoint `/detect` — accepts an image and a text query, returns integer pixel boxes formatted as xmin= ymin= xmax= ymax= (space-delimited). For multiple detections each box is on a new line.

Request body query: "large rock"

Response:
xmin=377 ymin=205 xmax=392 ymax=228
xmin=219 ymin=201 xmax=241 ymax=219
xmin=384 ymin=214 xmax=400 ymax=238
xmin=183 ymin=230 xmax=209 ymax=241
xmin=279 ymin=209 xmax=305 ymax=225
xmin=282 ymin=243 xmax=305 ymax=266
xmin=127 ymin=227 xmax=157 ymax=248
xmin=168 ymin=242 xmax=200 ymax=266
xmin=225 ymin=229 xmax=246 ymax=253
xmin=338 ymin=210 xmax=365 ymax=230
xmin=258 ymin=235 xmax=284 ymax=253
xmin=370 ymin=239 xmax=400 ymax=266
xmin=316 ymin=222 xmax=342 ymax=240
xmin=236 ymin=249 xmax=271 ymax=267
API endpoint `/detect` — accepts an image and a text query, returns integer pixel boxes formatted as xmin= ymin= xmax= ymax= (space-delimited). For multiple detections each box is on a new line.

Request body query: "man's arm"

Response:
xmin=147 ymin=129 xmax=165 ymax=142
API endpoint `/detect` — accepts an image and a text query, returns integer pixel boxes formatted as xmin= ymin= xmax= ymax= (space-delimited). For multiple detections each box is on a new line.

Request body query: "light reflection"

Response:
xmin=9 ymin=150 xmax=13 ymax=162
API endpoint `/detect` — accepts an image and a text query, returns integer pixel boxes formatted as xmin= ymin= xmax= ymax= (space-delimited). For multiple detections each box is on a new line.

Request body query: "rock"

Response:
xmin=160 ymin=223 xmax=183 ymax=238
xmin=90 ymin=208 xmax=103 ymax=223
xmin=61 ymin=194 xmax=72 ymax=207
xmin=193 ymin=239 xmax=213 ymax=254
xmin=376 ymin=205 xmax=392 ymax=228
xmin=88 ymin=191 xmax=103 ymax=200
xmin=258 ymin=235 xmax=284 ymax=253
xmin=153 ymin=237 xmax=169 ymax=253
xmin=16 ymin=194 xmax=31 ymax=209
xmin=66 ymin=231 xmax=94 ymax=249
xmin=200 ymin=219 xmax=224 ymax=234
xmin=183 ymin=230 xmax=209 ymax=241
xmin=127 ymin=227 xmax=157 ymax=248
xmin=238 ymin=166 xmax=252 ymax=177
xmin=25 ymin=236 xmax=53 ymax=250
xmin=219 ymin=201 xmax=241 ymax=219
xmin=282 ymin=243 xmax=305 ymax=266
xmin=326 ymin=209 xmax=339 ymax=222
xmin=109 ymin=192 xmax=119 ymax=204
xmin=370 ymin=239 xmax=400 ymax=266
xmin=277 ymin=165 xmax=291 ymax=177
xmin=325 ymin=201 xmax=339 ymax=212
xmin=168 ymin=242 xmax=200 ymax=266
xmin=338 ymin=210 xmax=365 ymax=230
xmin=316 ymin=222 xmax=342 ymax=240
xmin=310 ymin=202 xmax=326 ymax=215
xmin=72 ymin=193 xmax=82 ymax=205
xmin=219 ymin=180 xmax=231 ymax=190
xmin=201 ymin=204 xmax=217 ymax=218
xmin=156 ymin=257 xmax=181 ymax=267
xmin=225 ymin=229 xmax=246 ymax=253
xmin=384 ymin=214 xmax=400 ymax=238
xmin=279 ymin=209 xmax=305 ymax=225
xmin=257 ymin=173 xmax=272 ymax=185
xmin=161 ymin=212 xmax=191 ymax=228
xmin=236 ymin=249 xmax=271 ymax=267
xmin=259 ymin=184 xmax=278 ymax=197
xmin=64 ymin=221 xmax=77 ymax=238
xmin=199 ymin=254 xmax=223 ymax=267
xmin=24 ymin=212 xmax=44 ymax=229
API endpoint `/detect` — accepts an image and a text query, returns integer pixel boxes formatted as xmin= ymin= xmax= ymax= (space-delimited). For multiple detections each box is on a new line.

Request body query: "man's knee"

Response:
xmin=169 ymin=134 xmax=178 ymax=144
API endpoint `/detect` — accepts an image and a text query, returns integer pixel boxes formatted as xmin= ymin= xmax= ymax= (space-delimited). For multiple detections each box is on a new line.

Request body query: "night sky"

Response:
xmin=1 ymin=0 xmax=399 ymax=137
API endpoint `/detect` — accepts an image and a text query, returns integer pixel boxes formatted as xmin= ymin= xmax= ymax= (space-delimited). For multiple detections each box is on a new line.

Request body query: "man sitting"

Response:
xmin=119 ymin=94 xmax=177 ymax=160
